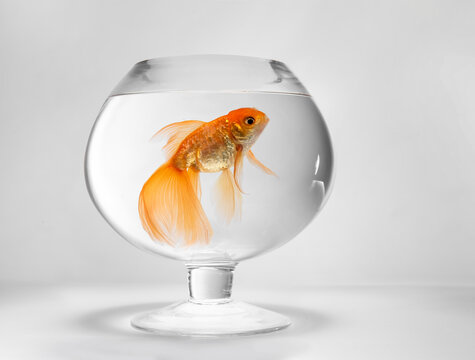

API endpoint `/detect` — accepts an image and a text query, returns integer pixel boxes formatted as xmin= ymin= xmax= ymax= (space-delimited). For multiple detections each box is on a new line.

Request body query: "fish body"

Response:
xmin=172 ymin=118 xmax=236 ymax=172
xmin=139 ymin=108 xmax=275 ymax=246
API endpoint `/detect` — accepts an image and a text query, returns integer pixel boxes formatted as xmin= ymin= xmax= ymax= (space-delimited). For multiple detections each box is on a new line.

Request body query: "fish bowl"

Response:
xmin=85 ymin=54 xmax=334 ymax=336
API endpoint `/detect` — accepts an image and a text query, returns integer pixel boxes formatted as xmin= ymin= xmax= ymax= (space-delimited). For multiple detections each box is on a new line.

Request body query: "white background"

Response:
xmin=1 ymin=0 xmax=474 ymax=287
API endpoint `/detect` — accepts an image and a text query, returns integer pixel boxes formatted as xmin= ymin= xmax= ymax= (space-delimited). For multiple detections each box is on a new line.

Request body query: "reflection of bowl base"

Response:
xmin=131 ymin=300 xmax=291 ymax=337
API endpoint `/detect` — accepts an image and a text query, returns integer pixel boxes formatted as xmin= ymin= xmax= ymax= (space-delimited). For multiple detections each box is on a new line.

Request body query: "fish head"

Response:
xmin=228 ymin=108 xmax=269 ymax=146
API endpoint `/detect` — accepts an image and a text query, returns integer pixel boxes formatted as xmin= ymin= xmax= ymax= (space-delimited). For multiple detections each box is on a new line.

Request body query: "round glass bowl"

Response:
xmin=85 ymin=55 xmax=334 ymax=336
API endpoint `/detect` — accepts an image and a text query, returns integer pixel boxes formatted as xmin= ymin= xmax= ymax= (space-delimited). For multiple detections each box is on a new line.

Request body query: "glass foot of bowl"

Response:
xmin=131 ymin=300 xmax=290 ymax=337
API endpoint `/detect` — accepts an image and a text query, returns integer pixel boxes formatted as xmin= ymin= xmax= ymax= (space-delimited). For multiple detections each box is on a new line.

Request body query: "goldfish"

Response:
xmin=138 ymin=107 xmax=275 ymax=246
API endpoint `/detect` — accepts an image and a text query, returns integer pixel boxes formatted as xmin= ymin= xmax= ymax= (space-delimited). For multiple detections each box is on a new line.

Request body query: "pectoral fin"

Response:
xmin=247 ymin=150 xmax=276 ymax=176
xmin=233 ymin=145 xmax=245 ymax=193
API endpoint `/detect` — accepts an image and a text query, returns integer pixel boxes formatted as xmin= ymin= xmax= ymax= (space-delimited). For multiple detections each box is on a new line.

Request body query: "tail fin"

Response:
xmin=138 ymin=162 xmax=212 ymax=246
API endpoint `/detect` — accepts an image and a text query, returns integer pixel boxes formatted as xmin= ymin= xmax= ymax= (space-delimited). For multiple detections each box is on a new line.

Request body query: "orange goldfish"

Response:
xmin=138 ymin=107 xmax=275 ymax=246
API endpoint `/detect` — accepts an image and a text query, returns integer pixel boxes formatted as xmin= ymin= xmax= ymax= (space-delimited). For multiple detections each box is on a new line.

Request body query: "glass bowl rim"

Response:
xmin=133 ymin=53 xmax=287 ymax=67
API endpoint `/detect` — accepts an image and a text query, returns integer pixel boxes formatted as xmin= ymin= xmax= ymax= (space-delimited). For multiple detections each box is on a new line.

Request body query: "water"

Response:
xmin=86 ymin=91 xmax=333 ymax=262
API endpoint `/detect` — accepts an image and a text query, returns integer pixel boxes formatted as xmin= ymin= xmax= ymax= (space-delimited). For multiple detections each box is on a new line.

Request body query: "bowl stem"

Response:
xmin=186 ymin=263 xmax=236 ymax=304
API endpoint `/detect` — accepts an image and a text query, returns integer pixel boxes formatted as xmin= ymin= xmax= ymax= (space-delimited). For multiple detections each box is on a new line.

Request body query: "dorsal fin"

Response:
xmin=151 ymin=120 xmax=204 ymax=159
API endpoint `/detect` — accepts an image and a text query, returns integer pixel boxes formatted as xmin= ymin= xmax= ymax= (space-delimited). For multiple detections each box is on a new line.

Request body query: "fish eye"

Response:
xmin=244 ymin=117 xmax=255 ymax=125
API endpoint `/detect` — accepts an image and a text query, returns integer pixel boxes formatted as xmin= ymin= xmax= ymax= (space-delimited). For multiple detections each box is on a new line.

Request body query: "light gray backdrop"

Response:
xmin=1 ymin=0 xmax=474 ymax=286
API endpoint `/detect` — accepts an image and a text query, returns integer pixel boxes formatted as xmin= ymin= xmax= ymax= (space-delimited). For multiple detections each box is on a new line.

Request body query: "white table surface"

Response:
xmin=1 ymin=284 xmax=474 ymax=360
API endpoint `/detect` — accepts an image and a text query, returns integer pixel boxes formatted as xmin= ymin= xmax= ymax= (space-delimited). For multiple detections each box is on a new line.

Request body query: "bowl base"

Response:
xmin=131 ymin=300 xmax=291 ymax=337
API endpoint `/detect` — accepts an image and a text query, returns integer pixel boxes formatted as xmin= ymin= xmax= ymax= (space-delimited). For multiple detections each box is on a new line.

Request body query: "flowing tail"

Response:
xmin=138 ymin=162 xmax=212 ymax=246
